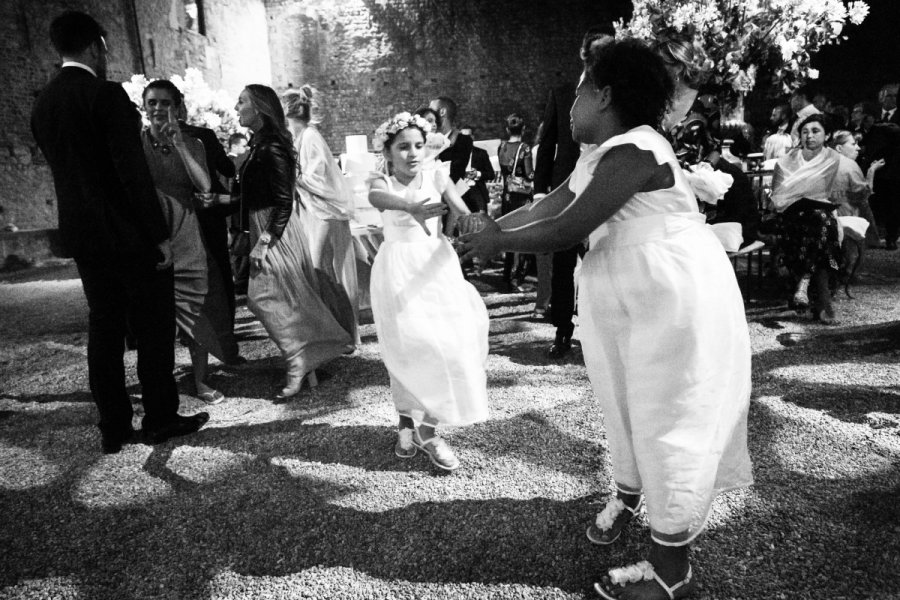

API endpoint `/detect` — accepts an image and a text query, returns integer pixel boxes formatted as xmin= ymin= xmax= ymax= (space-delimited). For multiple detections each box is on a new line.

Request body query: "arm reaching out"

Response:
xmin=162 ymin=107 xmax=211 ymax=192
xmin=369 ymin=177 xmax=447 ymax=235
xmin=459 ymin=144 xmax=665 ymax=260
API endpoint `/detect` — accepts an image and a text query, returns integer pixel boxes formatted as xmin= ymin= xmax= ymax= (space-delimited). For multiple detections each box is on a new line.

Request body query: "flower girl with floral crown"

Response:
xmin=368 ymin=111 xmax=489 ymax=471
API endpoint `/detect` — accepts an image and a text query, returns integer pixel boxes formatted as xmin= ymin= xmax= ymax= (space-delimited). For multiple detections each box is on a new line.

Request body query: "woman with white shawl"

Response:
xmin=771 ymin=113 xmax=842 ymax=323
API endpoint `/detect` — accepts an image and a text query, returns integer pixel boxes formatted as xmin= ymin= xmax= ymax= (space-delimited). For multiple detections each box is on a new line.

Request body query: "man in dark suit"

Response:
xmin=430 ymin=97 xmax=475 ymax=185
xmin=459 ymin=145 xmax=495 ymax=214
xmin=31 ymin=11 xmax=208 ymax=453
xmin=867 ymin=84 xmax=900 ymax=249
xmin=877 ymin=83 xmax=900 ymax=124
xmin=534 ymin=24 xmax=614 ymax=359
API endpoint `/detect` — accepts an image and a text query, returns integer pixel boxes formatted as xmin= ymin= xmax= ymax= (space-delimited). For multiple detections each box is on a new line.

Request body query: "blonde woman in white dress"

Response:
xmin=368 ymin=112 xmax=489 ymax=471
xmin=282 ymin=86 xmax=359 ymax=342
xmin=460 ymin=40 xmax=752 ymax=600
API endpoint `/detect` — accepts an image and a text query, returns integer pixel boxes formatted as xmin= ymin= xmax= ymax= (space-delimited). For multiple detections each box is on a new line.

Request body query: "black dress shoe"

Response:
xmin=101 ymin=428 xmax=136 ymax=454
xmin=548 ymin=336 xmax=572 ymax=359
xmin=143 ymin=413 xmax=210 ymax=445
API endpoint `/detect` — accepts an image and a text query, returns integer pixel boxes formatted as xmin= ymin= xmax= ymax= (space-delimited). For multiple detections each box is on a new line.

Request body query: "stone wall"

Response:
xmin=3 ymin=0 xmax=629 ymax=232
xmin=266 ymin=0 xmax=629 ymax=152
xmin=0 ymin=0 xmax=269 ymax=232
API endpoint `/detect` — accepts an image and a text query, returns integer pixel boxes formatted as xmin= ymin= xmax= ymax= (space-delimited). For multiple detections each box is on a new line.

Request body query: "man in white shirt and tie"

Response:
xmin=878 ymin=83 xmax=900 ymax=124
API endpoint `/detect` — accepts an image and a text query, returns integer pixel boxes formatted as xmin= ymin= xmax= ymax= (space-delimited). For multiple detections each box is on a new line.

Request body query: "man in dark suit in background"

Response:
xmin=430 ymin=97 xmax=475 ymax=185
xmin=534 ymin=23 xmax=614 ymax=359
xmin=31 ymin=11 xmax=208 ymax=453
xmin=866 ymin=83 xmax=900 ymax=249
xmin=459 ymin=144 xmax=495 ymax=214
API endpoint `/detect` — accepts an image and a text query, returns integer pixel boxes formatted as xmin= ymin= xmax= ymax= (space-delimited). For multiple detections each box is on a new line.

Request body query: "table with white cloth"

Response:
xmin=351 ymin=224 xmax=384 ymax=311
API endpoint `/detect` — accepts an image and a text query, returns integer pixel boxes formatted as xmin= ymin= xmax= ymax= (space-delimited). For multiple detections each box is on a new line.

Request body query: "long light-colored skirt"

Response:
xmin=371 ymin=236 xmax=489 ymax=426
xmin=248 ymin=201 xmax=355 ymax=373
xmin=579 ymin=212 xmax=753 ymax=546
xmin=302 ymin=208 xmax=359 ymax=343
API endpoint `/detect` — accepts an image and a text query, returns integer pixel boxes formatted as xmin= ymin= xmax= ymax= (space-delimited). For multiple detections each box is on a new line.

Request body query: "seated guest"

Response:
xmin=830 ymin=130 xmax=884 ymax=267
xmin=771 ymin=114 xmax=842 ymax=323
xmin=763 ymin=103 xmax=793 ymax=161
xmin=673 ymin=117 xmax=760 ymax=247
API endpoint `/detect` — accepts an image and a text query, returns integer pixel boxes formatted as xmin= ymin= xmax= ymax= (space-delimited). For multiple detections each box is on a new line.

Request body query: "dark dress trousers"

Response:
xmin=535 ymin=83 xmax=583 ymax=340
xmin=31 ymin=66 xmax=180 ymax=436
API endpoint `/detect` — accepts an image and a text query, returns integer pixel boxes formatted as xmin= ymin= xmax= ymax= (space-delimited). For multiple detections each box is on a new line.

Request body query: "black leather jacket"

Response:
xmin=237 ymin=131 xmax=294 ymax=242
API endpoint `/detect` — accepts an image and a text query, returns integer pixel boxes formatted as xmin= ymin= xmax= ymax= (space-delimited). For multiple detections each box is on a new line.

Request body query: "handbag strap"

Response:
xmin=510 ymin=142 xmax=522 ymax=176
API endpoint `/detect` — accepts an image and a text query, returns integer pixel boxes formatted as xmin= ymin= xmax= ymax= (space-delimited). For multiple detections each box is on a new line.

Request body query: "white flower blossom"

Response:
xmin=807 ymin=67 xmax=820 ymax=79
xmin=372 ymin=112 xmax=433 ymax=152
xmin=848 ymin=1 xmax=869 ymax=24
xmin=609 ymin=561 xmax=655 ymax=586
xmin=618 ymin=0 xmax=868 ymax=95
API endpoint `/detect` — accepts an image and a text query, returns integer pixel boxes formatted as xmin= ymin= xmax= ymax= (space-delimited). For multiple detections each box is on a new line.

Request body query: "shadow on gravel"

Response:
xmin=0 ymin=411 xmax=614 ymax=598
xmin=490 ymin=337 xmax=584 ymax=367
xmin=465 ymin=410 xmax=608 ymax=479
xmin=755 ymin=320 xmax=900 ymax=370
xmin=781 ymin=382 xmax=900 ymax=423
xmin=706 ymin=401 xmax=900 ymax=599
xmin=3 ymin=390 xmax=96 ymax=404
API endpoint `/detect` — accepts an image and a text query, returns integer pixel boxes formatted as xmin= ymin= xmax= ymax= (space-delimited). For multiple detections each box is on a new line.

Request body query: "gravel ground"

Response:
xmin=0 ymin=252 xmax=898 ymax=600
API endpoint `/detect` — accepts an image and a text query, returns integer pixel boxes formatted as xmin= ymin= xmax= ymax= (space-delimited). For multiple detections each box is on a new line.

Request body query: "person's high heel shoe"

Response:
xmin=276 ymin=358 xmax=318 ymax=400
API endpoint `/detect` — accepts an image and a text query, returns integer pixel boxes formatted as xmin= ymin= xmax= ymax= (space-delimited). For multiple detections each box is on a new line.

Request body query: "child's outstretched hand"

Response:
xmin=407 ymin=199 xmax=447 ymax=235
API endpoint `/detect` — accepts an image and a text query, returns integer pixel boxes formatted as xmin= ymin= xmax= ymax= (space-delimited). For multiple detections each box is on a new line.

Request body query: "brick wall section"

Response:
xmin=266 ymin=0 xmax=627 ymax=152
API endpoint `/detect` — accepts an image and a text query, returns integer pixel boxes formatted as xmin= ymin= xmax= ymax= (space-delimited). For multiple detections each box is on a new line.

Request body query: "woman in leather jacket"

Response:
xmin=234 ymin=85 xmax=354 ymax=399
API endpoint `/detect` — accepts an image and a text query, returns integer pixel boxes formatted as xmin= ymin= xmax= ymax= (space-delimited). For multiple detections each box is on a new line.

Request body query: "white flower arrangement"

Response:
xmin=372 ymin=112 xmax=434 ymax=152
xmin=608 ymin=561 xmax=655 ymax=586
xmin=616 ymin=0 xmax=870 ymax=95
xmin=684 ymin=161 xmax=734 ymax=205
xmin=121 ymin=68 xmax=244 ymax=144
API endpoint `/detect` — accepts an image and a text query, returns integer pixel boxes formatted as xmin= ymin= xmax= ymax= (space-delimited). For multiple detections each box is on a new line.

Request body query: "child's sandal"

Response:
xmin=594 ymin=562 xmax=695 ymax=600
xmin=394 ymin=427 xmax=417 ymax=459
xmin=413 ymin=428 xmax=460 ymax=471
xmin=586 ymin=496 xmax=644 ymax=545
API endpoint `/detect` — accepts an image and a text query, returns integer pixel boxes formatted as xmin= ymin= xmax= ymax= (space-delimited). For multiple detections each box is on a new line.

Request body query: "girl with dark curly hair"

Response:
xmin=460 ymin=39 xmax=752 ymax=600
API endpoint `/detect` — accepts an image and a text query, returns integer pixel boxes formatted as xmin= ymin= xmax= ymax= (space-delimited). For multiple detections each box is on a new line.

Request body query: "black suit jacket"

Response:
xmin=31 ymin=67 xmax=168 ymax=263
xmin=534 ymin=84 xmax=579 ymax=194
xmin=438 ymin=132 xmax=475 ymax=182
xmin=461 ymin=146 xmax=495 ymax=213
xmin=180 ymin=122 xmax=234 ymax=194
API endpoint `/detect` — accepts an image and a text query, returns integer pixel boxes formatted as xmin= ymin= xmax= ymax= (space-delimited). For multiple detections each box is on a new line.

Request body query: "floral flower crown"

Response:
xmin=372 ymin=112 xmax=434 ymax=151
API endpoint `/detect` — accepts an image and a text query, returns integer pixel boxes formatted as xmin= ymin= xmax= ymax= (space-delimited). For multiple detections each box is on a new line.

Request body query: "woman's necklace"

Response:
xmin=148 ymin=131 xmax=172 ymax=155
